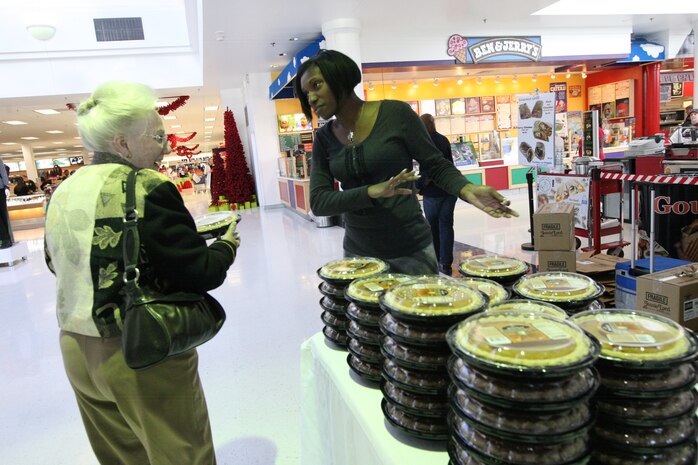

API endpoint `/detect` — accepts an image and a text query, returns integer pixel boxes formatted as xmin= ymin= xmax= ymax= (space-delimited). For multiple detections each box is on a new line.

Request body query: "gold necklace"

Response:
xmin=347 ymin=103 xmax=365 ymax=143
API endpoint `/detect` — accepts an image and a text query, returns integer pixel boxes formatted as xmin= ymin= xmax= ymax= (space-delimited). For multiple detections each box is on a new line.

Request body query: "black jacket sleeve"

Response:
xmin=141 ymin=181 xmax=235 ymax=293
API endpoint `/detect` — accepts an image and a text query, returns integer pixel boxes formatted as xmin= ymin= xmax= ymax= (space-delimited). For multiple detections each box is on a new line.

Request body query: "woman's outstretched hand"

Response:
xmin=368 ymin=169 xmax=420 ymax=199
xmin=459 ymin=184 xmax=519 ymax=218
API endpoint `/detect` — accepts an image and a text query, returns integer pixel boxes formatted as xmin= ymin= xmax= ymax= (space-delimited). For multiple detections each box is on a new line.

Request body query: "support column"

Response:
xmin=643 ymin=63 xmax=661 ymax=136
xmin=321 ymin=18 xmax=363 ymax=97
xmin=20 ymin=144 xmax=38 ymax=182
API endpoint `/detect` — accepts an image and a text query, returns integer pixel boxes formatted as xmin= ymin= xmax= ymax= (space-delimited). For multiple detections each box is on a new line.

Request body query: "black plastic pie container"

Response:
xmin=346 ymin=320 xmax=382 ymax=346
xmin=347 ymin=338 xmax=382 ymax=364
xmin=322 ymin=325 xmax=348 ymax=348
xmin=346 ymin=354 xmax=382 ymax=383
xmin=381 ymin=398 xmax=449 ymax=441
xmin=378 ymin=313 xmax=451 ymax=348
xmin=590 ymin=438 xmax=696 ymax=465
xmin=380 ymin=380 xmax=449 ymax=418
xmin=345 ymin=302 xmax=382 ymax=327
xmin=382 ymin=358 xmax=450 ymax=395
xmin=381 ymin=335 xmax=450 ymax=372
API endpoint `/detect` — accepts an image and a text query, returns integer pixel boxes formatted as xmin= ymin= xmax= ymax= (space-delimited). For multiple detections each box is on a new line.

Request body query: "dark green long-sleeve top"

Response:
xmin=310 ymin=100 xmax=470 ymax=258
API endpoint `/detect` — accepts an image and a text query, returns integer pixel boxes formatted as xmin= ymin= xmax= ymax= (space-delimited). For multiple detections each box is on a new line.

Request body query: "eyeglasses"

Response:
xmin=146 ymin=133 xmax=168 ymax=146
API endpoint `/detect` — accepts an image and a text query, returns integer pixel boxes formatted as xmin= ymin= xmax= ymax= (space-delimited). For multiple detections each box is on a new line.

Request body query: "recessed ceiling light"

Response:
xmin=205 ymin=106 xmax=219 ymax=111
xmin=52 ymin=141 xmax=64 ymax=144
xmin=391 ymin=81 xmax=397 ymax=89
xmin=34 ymin=109 xmax=60 ymax=115
xmin=46 ymin=130 xmax=64 ymax=134
xmin=205 ymin=117 xmax=215 ymax=122
xmin=457 ymin=79 xmax=463 ymax=85
xmin=1 ymin=142 xmax=17 ymax=145
xmin=171 ymin=124 xmax=181 ymax=128
xmin=21 ymin=136 xmax=39 ymax=140
xmin=74 ymin=145 xmax=83 ymax=147
xmin=163 ymin=115 xmax=176 ymax=120
xmin=55 ymin=148 xmax=67 ymax=151
xmin=34 ymin=145 xmax=46 ymax=148
xmin=205 ymin=125 xmax=214 ymax=129
xmin=74 ymin=136 xmax=81 ymax=139
xmin=175 ymin=131 xmax=185 ymax=134
xmin=156 ymin=101 xmax=169 ymax=108
xmin=205 ymin=131 xmax=212 ymax=134
xmin=3 ymin=120 xmax=27 ymax=125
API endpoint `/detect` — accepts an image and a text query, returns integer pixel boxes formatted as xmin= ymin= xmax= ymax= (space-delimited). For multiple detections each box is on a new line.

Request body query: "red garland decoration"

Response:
xmin=167 ymin=132 xmax=197 ymax=149
xmin=66 ymin=103 xmax=77 ymax=112
xmin=173 ymin=144 xmax=200 ymax=157
xmin=222 ymin=107 xmax=256 ymax=205
xmin=157 ymin=96 xmax=190 ymax=115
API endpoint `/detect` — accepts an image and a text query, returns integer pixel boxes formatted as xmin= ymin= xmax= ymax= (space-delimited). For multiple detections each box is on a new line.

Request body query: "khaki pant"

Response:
xmin=59 ymin=331 xmax=216 ymax=465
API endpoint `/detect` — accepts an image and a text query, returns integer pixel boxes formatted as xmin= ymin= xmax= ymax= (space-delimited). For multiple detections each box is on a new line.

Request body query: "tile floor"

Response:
xmin=0 ymin=188 xmax=626 ymax=464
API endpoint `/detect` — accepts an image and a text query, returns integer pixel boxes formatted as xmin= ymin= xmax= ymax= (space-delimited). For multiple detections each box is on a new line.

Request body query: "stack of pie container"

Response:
xmin=317 ymin=257 xmax=388 ymax=348
xmin=457 ymin=255 xmax=529 ymax=288
xmin=378 ymin=277 xmax=488 ymax=441
xmin=343 ymin=273 xmax=413 ymax=383
xmin=511 ymin=272 xmax=605 ymax=316
xmin=446 ymin=311 xmax=601 ymax=465
xmin=571 ymin=309 xmax=698 ymax=465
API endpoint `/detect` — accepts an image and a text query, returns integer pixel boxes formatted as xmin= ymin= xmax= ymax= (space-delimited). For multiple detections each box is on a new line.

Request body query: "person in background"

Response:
xmin=682 ymin=104 xmax=694 ymax=125
xmin=0 ymin=159 xmax=13 ymax=248
xmin=13 ymin=177 xmax=29 ymax=196
xmin=416 ymin=113 xmax=458 ymax=275
xmin=670 ymin=109 xmax=698 ymax=144
xmin=294 ymin=49 xmax=517 ymax=275
xmin=44 ymin=80 xmax=241 ymax=465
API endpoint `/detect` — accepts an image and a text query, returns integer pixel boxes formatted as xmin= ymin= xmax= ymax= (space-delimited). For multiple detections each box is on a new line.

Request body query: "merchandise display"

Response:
xmin=570 ymin=309 xmax=698 ymax=366
xmin=317 ymin=257 xmax=389 ymax=285
xmin=447 ymin=312 xmax=598 ymax=374
xmin=569 ymin=309 xmax=698 ymax=462
xmin=457 ymin=255 xmax=529 ymax=284
xmin=512 ymin=272 xmax=604 ymax=309
xmin=380 ymin=277 xmax=488 ymax=324
xmin=485 ymin=299 xmax=568 ymax=319
xmin=457 ymin=277 xmax=509 ymax=306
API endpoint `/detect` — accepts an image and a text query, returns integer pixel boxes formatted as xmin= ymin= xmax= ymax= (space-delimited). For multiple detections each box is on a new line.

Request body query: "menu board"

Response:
xmin=465 ymin=116 xmax=480 ymax=133
xmin=421 ymin=99 xmax=436 ymax=116
xmin=587 ymin=79 xmax=634 ymax=118
xmin=451 ymin=98 xmax=466 ymax=115
xmin=436 ymin=99 xmax=451 ymax=116
xmin=435 ymin=117 xmax=451 ymax=135
xmin=480 ymin=96 xmax=495 ymax=113
xmin=496 ymin=103 xmax=512 ymax=130
xmin=479 ymin=114 xmax=495 ymax=132
xmin=450 ymin=116 xmax=466 ymax=134
xmin=588 ymin=87 xmax=602 ymax=105
xmin=517 ymin=92 xmax=556 ymax=169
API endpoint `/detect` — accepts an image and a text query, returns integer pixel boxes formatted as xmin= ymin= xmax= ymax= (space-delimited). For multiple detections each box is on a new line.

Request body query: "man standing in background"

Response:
xmin=0 ymin=159 xmax=14 ymax=248
xmin=417 ymin=114 xmax=458 ymax=275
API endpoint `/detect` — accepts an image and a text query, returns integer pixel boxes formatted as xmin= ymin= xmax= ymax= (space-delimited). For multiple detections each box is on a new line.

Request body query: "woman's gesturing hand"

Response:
xmin=367 ymin=169 xmax=420 ymax=199
xmin=459 ymin=184 xmax=519 ymax=218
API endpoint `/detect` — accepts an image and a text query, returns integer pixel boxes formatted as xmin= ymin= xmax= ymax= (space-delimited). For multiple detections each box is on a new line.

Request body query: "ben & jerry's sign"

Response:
xmin=447 ymin=35 xmax=542 ymax=64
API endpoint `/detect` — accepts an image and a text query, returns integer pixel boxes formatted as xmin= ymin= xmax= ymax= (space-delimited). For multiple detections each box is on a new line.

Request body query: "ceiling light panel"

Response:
xmin=3 ymin=121 xmax=28 ymax=125
xmin=46 ymin=130 xmax=64 ymax=134
xmin=33 ymin=109 xmax=60 ymax=115
xmin=204 ymin=106 xmax=219 ymax=111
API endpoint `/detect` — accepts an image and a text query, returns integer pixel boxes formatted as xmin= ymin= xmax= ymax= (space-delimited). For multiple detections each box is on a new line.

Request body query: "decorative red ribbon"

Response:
xmin=157 ymin=96 xmax=190 ymax=115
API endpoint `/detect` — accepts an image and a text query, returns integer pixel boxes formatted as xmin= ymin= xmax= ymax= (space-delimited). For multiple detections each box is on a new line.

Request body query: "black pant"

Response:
xmin=0 ymin=189 xmax=14 ymax=247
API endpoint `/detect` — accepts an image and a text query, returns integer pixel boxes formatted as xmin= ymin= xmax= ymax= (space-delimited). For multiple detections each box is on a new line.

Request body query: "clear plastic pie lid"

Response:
xmin=345 ymin=273 xmax=414 ymax=305
xmin=458 ymin=255 xmax=528 ymax=278
xmin=513 ymin=272 xmax=603 ymax=302
xmin=380 ymin=277 xmax=488 ymax=318
xmin=458 ymin=278 xmax=509 ymax=306
xmin=570 ymin=309 xmax=697 ymax=365
xmin=487 ymin=299 xmax=568 ymax=319
xmin=317 ymin=257 xmax=389 ymax=282
xmin=447 ymin=311 xmax=597 ymax=373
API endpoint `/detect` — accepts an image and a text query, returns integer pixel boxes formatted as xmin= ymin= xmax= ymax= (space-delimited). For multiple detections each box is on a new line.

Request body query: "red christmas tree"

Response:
xmin=222 ymin=108 xmax=256 ymax=205
xmin=210 ymin=148 xmax=226 ymax=206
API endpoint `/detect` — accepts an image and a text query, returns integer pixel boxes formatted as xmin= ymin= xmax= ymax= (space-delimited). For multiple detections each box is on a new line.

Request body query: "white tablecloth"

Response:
xmin=300 ymin=332 xmax=448 ymax=465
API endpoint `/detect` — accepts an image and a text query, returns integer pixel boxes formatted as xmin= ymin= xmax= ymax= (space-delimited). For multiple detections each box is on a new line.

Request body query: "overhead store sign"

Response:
xmin=269 ymin=36 xmax=325 ymax=100
xmin=660 ymin=72 xmax=694 ymax=84
xmin=616 ymin=39 xmax=665 ymax=63
xmin=447 ymin=35 xmax=542 ymax=64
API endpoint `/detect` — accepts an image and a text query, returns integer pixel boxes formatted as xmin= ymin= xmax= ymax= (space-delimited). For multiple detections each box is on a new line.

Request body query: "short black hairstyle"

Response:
xmin=294 ymin=49 xmax=362 ymax=120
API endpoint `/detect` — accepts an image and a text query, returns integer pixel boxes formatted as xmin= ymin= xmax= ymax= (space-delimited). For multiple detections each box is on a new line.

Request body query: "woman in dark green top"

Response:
xmin=295 ymin=50 xmax=517 ymax=274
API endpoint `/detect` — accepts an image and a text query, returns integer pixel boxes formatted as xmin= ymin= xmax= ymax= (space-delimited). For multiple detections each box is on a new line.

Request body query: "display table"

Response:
xmin=300 ymin=332 xmax=447 ymax=465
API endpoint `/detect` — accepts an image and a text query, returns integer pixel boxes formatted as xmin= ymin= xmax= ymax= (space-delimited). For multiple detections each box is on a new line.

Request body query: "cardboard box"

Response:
xmin=533 ymin=203 xmax=575 ymax=251
xmin=615 ymin=257 xmax=693 ymax=309
xmin=636 ymin=264 xmax=698 ymax=331
xmin=576 ymin=251 xmax=629 ymax=275
xmin=538 ymin=251 xmax=577 ymax=272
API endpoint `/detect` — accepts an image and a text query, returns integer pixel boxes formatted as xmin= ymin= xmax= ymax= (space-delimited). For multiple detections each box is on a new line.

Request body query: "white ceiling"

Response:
xmin=0 ymin=0 xmax=696 ymax=164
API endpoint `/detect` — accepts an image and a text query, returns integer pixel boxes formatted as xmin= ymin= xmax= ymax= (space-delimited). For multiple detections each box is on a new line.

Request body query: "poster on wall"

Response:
xmin=406 ymin=101 xmax=420 ymax=113
xmin=496 ymin=102 xmax=512 ymax=130
xmin=549 ymin=82 xmax=568 ymax=113
xmin=421 ymin=99 xmax=436 ymax=116
xmin=466 ymin=97 xmax=481 ymax=114
xmin=516 ymin=92 xmax=555 ymax=169
xmin=480 ymin=96 xmax=495 ymax=113
xmin=501 ymin=137 xmax=518 ymax=165
xmin=569 ymin=85 xmax=582 ymax=98
xmin=436 ymin=99 xmax=451 ymax=116
xmin=536 ymin=174 xmax=591 ymax=230
xmin=451 ymin=98 xmax=465 ymax=115
xmin=451 ymin=141 xmax=478 ymax=167
xmin=294 ymin=114 xmax=313 ymax=131
xmin=568 ymin=111 xmax=583 ymax=155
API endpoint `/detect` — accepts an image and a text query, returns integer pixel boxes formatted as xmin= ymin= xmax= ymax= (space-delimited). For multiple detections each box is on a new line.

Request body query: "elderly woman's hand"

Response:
xmin=367 ymin=169 xmax=420 ymax=199
xmin=221 ymin=214 xmax=241 ymax=248
xmin=459 ymin=184 xmax=519 ymax=218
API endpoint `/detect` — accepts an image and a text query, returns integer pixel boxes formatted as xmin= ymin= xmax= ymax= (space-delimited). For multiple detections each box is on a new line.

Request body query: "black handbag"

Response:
xmin=120 ymin=169 xmax=226 ymax=370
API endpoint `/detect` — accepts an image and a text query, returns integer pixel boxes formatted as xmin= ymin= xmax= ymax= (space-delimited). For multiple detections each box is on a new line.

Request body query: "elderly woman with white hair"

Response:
xmin=44 ymin=80 xmax=240 ymax=465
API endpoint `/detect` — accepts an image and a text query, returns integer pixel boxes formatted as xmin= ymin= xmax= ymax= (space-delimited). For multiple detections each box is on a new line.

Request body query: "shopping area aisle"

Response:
xmin=1 ymin=188 xmax=533 ymax=465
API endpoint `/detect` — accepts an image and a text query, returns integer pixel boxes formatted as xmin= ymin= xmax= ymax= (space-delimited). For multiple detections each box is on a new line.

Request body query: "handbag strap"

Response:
xmin=122 ymin=169 xmax=143 ymax=295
